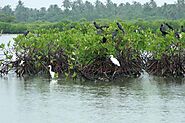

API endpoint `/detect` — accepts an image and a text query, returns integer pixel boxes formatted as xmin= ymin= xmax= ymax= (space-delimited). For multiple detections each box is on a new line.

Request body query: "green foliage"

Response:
xmin=1 ymin=20 xmax=185 ymax=78
xmin=0 ymin=21 xmax=54 ymax=34
xmin=1 ymin=0 xmax=185 ymax=22
xmin=0 ymin=43 xmax=5 ymax=49
xmin=0 ymin=13 xmax=15 ymax=22
xmin=12 ymin=21 xmax=184 ymax=64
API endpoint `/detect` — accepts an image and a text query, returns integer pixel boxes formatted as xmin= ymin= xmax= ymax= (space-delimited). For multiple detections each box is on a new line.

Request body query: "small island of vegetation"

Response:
xmin=0 ymin=0 xmax=185 ymax=81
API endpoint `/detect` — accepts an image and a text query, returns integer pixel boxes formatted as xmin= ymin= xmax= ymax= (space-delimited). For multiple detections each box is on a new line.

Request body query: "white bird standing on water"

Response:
xmin=48 ymin=65 xmax=58 ymax=79
xmin=110 ymin=55 xmax=120 ymax=79
xmin=110 ymin=55 xmax=120 ymax=67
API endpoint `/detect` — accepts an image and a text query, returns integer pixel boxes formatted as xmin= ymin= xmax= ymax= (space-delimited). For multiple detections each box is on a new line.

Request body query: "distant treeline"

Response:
xmin=0 ymin=0 xmax=185 ymax=23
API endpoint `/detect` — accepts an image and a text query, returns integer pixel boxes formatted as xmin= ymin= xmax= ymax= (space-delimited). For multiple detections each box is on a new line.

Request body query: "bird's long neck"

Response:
xmin=49 ymin=66 xmax=52 ymax=73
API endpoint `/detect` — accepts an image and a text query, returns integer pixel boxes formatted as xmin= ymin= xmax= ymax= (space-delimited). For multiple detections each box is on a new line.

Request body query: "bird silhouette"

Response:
xmin=165 ymin=23 xmax=174 ymax=30
xmin=102 ymin=37 xmax=107 ymax=43
xmin=112 ymin=29 xmax=118 ymax=39
xmin=175 ymin=31 xmax=182 ymax=39
xmin=23 ymin=31 xmax=29 ymax=36
xmin=116 ymin=22 xmax=125 ymax=34
xmin=93 ymin=21 xmax=102 ymax=30
xmin=160 ymin=24 xmax=168 ymax=36
xmin=181 ymin=26 xmax=185 ymax=33
xmin=93 ymin=21 xmax=109 ymax=31
xmin=161 ymin=23 xmax=182 ymax=39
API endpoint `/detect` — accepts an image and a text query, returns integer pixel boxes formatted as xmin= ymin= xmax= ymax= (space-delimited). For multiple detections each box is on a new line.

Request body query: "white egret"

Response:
xmin=110 ymin=55 xmax=120 ymax=79
xmin=48 ymin=65 xmax=58 ymax=79
xmin=110 ymin=55 xmax=120 ymax=67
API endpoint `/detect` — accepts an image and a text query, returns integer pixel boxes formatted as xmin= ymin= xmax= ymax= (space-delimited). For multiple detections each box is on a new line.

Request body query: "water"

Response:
xmin=1 ymin=35 xmax=185 ymax=123
xmin=0 ymin=34 xmax=17 ymax=59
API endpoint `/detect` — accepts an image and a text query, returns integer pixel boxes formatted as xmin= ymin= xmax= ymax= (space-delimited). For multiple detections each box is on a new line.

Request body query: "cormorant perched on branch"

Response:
xmin=93 ymin=21 xmax=102 ymax=30
xmin=93 ymin=22 xmax=109 ymax=31
xmin=116 ymin=22 xmax=125 ymax=34
xmin=23 ymin=31 xmax=29 ymax=36
xmin=161 ymin=23 xmax=182 ymax=39
xmin=101 ymin=37 xmax=107 ymax=43
xmin=160 ymin=24 xmax=168 ymax=36
xmin=165 ymin=23 xmax=174 ymax=30
xmin=112 ymin=29 xmax=118 ymax=39
xmin=181 ymin=26 xmax=185 ymax=33
xmin=175 ymin=32 xmax=182 ymax=39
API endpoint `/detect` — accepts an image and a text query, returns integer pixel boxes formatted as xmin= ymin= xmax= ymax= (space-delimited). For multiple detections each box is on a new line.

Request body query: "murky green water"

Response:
xmin=1 ymin=35 xmax=185 ymax=123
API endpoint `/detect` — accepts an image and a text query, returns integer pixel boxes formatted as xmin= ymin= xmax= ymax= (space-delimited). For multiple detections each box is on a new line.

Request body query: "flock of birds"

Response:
xmin=21 ymin=22 xmax=185 ymax=80
xmin=160 ymin=23 xmax=185 ymax=38
xmin=93 ymin=21 xmax=126 ymax=43
xmin=93 ymin=21 xmax=185 ymax=44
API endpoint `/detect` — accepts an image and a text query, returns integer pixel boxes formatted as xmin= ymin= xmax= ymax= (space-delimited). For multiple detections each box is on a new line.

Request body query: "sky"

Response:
xmin=0 ymin=0 xmax=177 ymax=9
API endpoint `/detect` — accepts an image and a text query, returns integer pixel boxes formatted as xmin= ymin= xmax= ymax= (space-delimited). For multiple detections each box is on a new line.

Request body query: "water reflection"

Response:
xmin=0 ymin=34 xmax=17 ymax=58
xmin=50 ymin=79 xmax=58 ymax=84
xmin=1 ymin=73 xmax=185 ymax=123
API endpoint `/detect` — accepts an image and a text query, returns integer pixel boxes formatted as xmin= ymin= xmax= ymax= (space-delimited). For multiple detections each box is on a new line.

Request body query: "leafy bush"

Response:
xmin=1 ymin=20 xmax=185 ymax=79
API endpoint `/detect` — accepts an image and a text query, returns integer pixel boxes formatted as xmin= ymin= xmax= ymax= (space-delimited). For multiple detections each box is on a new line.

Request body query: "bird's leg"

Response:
xmin=111 ymin=67 xmax=117 ymax=80
xmin=103 ymin=71 xmax=110 ymax=80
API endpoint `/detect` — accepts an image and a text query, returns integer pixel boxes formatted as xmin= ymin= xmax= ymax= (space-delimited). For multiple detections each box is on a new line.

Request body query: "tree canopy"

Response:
xmin=0 ymin=0 xmax=185 ymax=22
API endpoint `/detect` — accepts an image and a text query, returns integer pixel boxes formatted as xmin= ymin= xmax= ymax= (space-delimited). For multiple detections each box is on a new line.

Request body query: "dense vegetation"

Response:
xmin=0 ymin=21 xmax=185 ymax=81
xmin=1 ymin=0 xmax=185 ymax=81
xmin=0 ymin=19 xmax=185 ymax=34
xmin=0 ymin=0 xmax=185 ymax=22
xmin=0 ymin=21 xmax=53 ymax=34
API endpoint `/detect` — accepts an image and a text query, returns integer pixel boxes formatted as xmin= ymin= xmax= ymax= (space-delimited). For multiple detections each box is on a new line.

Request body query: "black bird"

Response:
xmin=181 ymin=26 xmax=185 ymax=33
xmin=112 ymin=29 xmax=118 ymax=40
xmin=93 ymin=22 xmax=102 ymax=30
xmin=93 ymin=22 xmax=109 ymax=31
xmin=165 ymin=23 xmax=174 ymax=30
xmin=175 ymin=31 xmax=182 ymax=39
xmin=160 ymin=24 xmax=168 ymax=36
xmin=116 ymin=22 xmax=125 ymax=34
xmin=101 ymin=37 xmax=107 ymax=43
xmin=165 ymin=23 xmax=181 ymax=39
xmin=23 ymin=31 xmax=29 ymax=36
xmin=70 ymin=25 xmax=75 ymax=29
